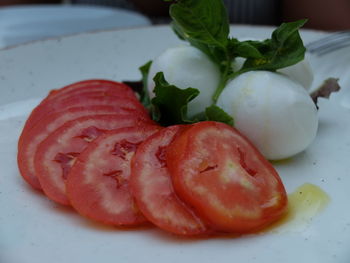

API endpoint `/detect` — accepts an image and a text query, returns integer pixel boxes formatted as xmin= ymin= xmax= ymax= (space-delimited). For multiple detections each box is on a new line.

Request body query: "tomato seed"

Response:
xmin=155 ymin=146 xmax=167 ymax=168
xmin=238 ymin=147 xmax=257 ymax=177
xmin=53 ymin=152 xmax=80 ymax=180
xmin=103 ymin=170 xmax=126 ymax=188
xmin=199 ymin=164 xmax=218 ymax=173
xmin=76 ymin=126 xmax=106 ymax=142
xmin=111 ymin=140 xmax=141 ymax=160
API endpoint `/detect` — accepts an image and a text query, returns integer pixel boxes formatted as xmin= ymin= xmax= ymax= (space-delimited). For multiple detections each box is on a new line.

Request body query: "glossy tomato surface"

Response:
xmin=47 ymin=79 xmax=137 ymax=101
xmin=22 ymin=95 xmax=148 ymax=132
xmin=34 ymin=114 xmax=152 ymax=205
xmin=66 ymin=125 xmax=161 ymax=226
xmin=18 ymin=105 xmax=146 ymax=190
xmin=130 ymin=125 xmax=210 ymax=235
xmin=166 ymin=121 xmax=288 ymax=233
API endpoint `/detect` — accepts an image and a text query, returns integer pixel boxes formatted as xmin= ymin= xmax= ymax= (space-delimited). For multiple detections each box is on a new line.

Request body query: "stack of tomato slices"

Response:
xmin=17 ymin=79 xmax=288 ymax=236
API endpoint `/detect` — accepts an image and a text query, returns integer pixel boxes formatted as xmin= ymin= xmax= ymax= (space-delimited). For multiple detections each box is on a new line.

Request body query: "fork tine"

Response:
xmin=314 ymin=39 xmax=350 ymax=56
xmin=306 ymin=32 xmax=347 ymax=49
xmin=306 ymin=31 xmax=350 ymax=56
xmin=307 ymin=35 xmax=349 ymax=51
xmin=306 ymin=31 xmax=350 ymax=49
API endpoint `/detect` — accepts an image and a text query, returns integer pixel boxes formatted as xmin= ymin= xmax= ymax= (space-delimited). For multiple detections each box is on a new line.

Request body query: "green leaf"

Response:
xmin=169 ymin=0 xmax=230 ymax=67
xmin=167 ymin=1 xmax=234 ymax=103
xmin=169 ymin=0 xmax=229 ymax=47
xmin=228 ymin=38 xmax=263 ymax=59
xmin=241 ymin=19 xmax=307 ymax=71
xmin=151 ymin=72 xmax=200 ymax=126
xmin=138 ymin=61 xmax=152 ymax=108
xmin=205 ymin=105 xmax=234 ymax=126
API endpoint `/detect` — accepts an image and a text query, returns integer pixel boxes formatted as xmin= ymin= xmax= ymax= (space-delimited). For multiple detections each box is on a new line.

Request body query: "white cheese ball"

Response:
xmin=232 ymin=57 xmax=314 ymax=90
xmin=279 ymin=58 xmax=314 ymax=90
xmin=217 ymin=71 xmax=318 ymax=160
xmin=147 ymin=45 xmax=220 ymax=117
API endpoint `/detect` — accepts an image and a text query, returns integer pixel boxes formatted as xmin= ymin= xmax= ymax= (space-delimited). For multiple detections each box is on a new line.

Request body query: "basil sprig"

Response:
xmin=168 ymin=0 xmax=307 ymax=101
xmin=135 ymin=0 xmax=307 ymax=127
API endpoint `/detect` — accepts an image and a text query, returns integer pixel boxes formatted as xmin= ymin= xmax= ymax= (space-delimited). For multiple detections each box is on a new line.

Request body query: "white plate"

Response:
xmin=1 ymin=25 xmax=350 ymax=263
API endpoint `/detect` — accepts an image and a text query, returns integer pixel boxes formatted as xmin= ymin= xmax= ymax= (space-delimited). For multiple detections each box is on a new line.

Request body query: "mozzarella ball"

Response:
xmin=279 ymin=58 xmax=314 ymax=90
xmin=232 ymin=57 xmax=314 ymax=90
xmin=217 ymin=71 xmax=318 ymax=160
xmin=147 ymin=45 xmax=220 ymax=117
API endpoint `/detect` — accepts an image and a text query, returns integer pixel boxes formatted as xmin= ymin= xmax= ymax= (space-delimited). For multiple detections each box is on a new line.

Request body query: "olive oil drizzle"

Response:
xmin=266 ymin=183 xmax=330 ymax=233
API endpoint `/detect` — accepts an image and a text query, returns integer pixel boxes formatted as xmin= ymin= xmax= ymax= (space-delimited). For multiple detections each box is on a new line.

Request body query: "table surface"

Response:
xmin=0 ymin=4 xmax=151 ymax=49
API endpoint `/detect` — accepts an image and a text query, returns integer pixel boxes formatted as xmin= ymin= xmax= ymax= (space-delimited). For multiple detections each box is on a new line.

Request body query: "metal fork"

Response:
xmin=306 ymin=31 xmax=350 ymax=56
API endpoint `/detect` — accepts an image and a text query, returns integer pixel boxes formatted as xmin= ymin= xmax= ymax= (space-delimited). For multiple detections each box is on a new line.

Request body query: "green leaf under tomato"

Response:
xmin=205 ymin=105 xmax=234 ymax=126
xmin=150 ymin=72 xmax=234 ymax=126
xmin=151 ymin=72 xmax=200 ymax=126
xmin=138 ymin=61 xmax=152 ymax=108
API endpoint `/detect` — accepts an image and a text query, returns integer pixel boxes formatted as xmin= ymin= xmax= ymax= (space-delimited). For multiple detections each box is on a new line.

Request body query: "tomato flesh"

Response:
xmin=130 ymin=125 xmax=210 ymax=235
xmin=18 ymin=105 xmax=146 ymax=190
xmin=34 ymin=114 xmax=152 ymax=205
xmin=22 ymin=95 xmax=148 ymax=132
xmin=66 ymin=125 xmax=161 ymax=226
xmin=47 ymin=79 xmax=137 ymax=101
xmin=166 ymin=121 xmax=288 ymax=233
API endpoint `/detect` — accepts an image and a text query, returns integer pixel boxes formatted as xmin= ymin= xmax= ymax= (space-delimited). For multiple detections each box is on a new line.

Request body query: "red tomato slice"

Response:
xmin=21 ymin=95 xmax=148 ymax=136
xmin=66 ymin=125 xmax=161 ymax=226
xmin=47 ymin=80 xmax=137 ymax=101
xmin=18 ymin=105 xmax=148 ymax=190
xmin=166 ymin=121 xmax=288 ymax=233
xmin=34 ymin=114 xmax=153 ymax=206
xmin=130 ymin=125 xmax=210 ymax=235
xmin=46 ymin=90 xmax=137 ymax=104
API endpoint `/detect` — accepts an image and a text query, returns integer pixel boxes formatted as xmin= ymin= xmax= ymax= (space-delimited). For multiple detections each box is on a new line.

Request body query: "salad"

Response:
xmin=17 ymin=0 xmax=335 ymax=236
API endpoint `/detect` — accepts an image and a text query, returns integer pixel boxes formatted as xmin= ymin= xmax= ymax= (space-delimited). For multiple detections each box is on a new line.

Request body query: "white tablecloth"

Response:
xmin=0 ymin=4 xmax=151 ymax=49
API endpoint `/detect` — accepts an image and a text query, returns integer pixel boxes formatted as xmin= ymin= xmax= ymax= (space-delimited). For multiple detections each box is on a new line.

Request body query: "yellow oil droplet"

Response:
xmin=266 ymin=183 xmax=330 ymax=233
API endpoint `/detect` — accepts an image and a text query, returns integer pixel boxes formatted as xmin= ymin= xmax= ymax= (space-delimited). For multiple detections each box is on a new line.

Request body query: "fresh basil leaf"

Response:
xmin=228 ymin=38 xmax=263 ymax=59
xmin=171 ymin=21 xmax=186 ymax=41
xmin=169 ymin=0 xmax=229 ymax=47
xmin=168 ymin=0 xmax=230 ymax=67
xmin=151 ymin=72 xmax=199 ymax=126
xmin=205 ymin=104 xmax=234 ymax=126
xmin=241 ymin=19 xmax=307 ymax=71
xmin=137 ymin=61 xmax=152 ymax=108
xmin=171 ymin=20 xmax=226 ymax=65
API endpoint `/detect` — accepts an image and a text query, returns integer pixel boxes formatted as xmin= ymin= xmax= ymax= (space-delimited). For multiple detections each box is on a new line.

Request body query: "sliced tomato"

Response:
xmin=130 ymin=125 xmax=210 ymax=235
xmin=45 ymin=90 xmax=138 ymax=105
xmin=18 ymin=105 xmax=148 ymax=190
xmin=34 ymin=114 xmax=153 ymax=206
xmin=166 ymin=121 xmax=288 ymax=233
xmin=66 ymin=125 xmax=161 ymax=226
xmin=21 ymin=95 xmax=149 ymax=137
xmin=47 ymin=80 xmax=137 ymax=101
